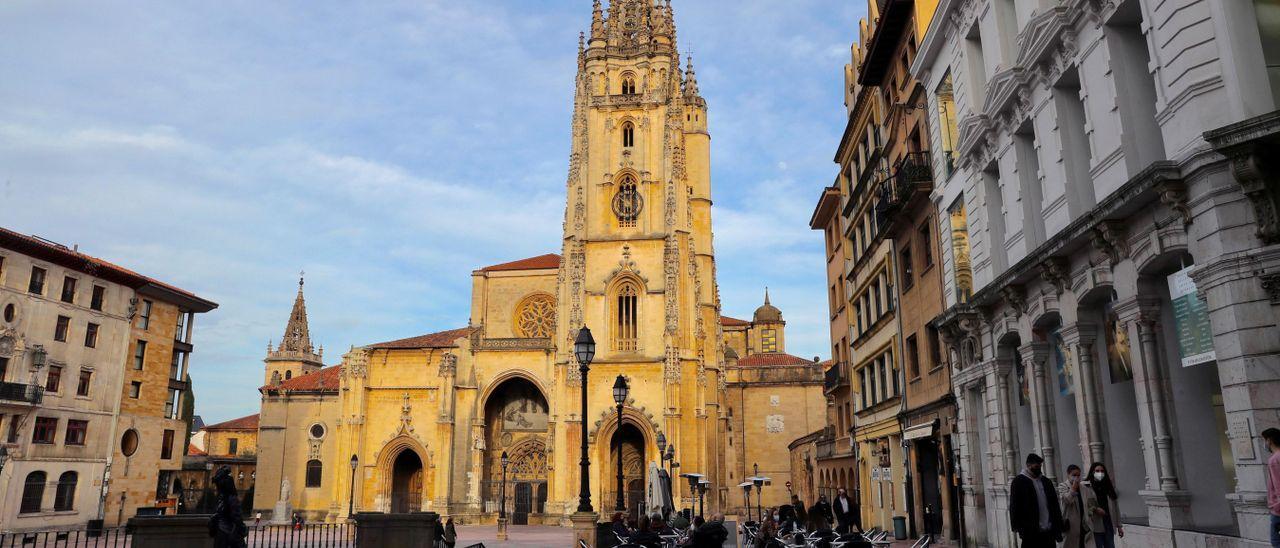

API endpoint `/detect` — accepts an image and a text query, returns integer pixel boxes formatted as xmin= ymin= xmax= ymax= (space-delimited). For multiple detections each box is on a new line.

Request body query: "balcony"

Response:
xmin=823 ymin=362 xmax=849 ymax=394
xmin=875 ymin=152 xmax=934 ymax=232
xmin=0 ymin=381 xmax=44 ymax=406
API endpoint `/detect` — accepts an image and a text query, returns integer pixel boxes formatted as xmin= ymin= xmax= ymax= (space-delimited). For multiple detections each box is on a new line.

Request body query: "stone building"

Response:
xmin=199 ymin=414 xmax=259 ymax=503
xmin=912 ymin=0 xmax=1280 ymax=546
xmin=250 ymin=0 xmax=822 ymax=526
xmin=0 ymin=227 xmax=215 ymax=531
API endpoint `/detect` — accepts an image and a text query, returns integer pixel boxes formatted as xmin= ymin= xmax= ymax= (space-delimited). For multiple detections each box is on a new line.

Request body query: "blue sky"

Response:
xmin=0 ymin=0 xmax=865 ymax=423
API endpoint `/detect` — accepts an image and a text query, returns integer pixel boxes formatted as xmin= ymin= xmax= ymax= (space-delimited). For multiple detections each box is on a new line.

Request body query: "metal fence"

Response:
xmin=0 ymin=526 xmax=129 ymax=547
xmin=246 ymin=523 xmax=355 ymax=547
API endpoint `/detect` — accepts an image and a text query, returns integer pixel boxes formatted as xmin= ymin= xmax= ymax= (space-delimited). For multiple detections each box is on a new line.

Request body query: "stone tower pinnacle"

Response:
xmin=264 ymin=273 xmax=323 ymax=385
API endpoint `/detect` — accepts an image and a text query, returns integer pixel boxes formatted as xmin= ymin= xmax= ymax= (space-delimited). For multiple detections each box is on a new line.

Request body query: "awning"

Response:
xmin=903 ymin=421 xmax=936 ymax=441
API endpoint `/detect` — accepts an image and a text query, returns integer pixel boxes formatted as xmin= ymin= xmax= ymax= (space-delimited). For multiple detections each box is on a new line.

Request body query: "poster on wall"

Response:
xmin=1167 ymin=265 xmax=1216 ymax=367
xmin=1104 ymin=303 xmax=1134 ymax=383
xmin=1051 ymin=328 xmax=1073 ymax=396
xmin=1014 ymin=348 xmax=1029 ymax=406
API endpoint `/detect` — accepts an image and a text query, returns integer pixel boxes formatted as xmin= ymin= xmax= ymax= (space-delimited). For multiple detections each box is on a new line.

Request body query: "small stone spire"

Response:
xmin=684 ymin=54 xmax=700 ymax=97
xmin=764 ymin=286 xmax=771 ymax=306
xmin=591 ymin=0 xmax=605 ymax=40
xmin=579 ymin=31 xmax=586 ymax=58
xmin=278 ymin=273 xmax=314 ymax=354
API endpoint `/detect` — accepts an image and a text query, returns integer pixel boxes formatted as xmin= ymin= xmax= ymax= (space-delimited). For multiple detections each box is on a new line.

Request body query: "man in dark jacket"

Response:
xmin=832 ymin=488 xmax=856 ymax=534
xmin=808 ymin=495 xmax=833 ymax=531
xmin=691 ymin=513 xmax=729 ymax=547
xmin=1009 ymin=453 xmax=1063 ymax=548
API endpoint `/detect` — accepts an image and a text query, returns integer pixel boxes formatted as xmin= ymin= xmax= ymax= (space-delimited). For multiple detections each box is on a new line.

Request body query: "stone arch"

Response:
xmin=372 ymin=435 xmax=433 ymax=513
xmin=479 ymin=370 xmax=551 ymax=409
xmin=480 ymin=376 xmax=550 ymax=514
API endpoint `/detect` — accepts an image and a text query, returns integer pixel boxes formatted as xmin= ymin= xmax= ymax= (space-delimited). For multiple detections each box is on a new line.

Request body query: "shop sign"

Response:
xmin=1167 ymin=265 xmax=1216 ymax=367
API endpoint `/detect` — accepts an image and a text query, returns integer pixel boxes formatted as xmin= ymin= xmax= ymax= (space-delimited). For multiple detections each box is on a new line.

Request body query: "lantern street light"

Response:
xmin=497 ymin=450 xmax=510 ymax=541
xmin=573 ymin=326 xmax=596 ymax=513
xmin=612 ymin=375 xmax=629 ymax=512
xmin=738 ymin=481 xmax=754 ymax=524
xmin=697 ymin=480 xmax=710 ymax=519
xmin=347 ymin=455 xmax=358 ymax=518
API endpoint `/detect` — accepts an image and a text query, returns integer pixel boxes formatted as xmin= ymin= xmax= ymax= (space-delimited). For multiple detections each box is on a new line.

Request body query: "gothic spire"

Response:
xmin=278 ymin=273 xmax=314 ymax=354
xmin=684 ymin=54 xmax=700 ymax=97
xmin=590 ymin=0 xmax=605 ymax=41
xmin=764 ymin=286 xmax=771 ymax=306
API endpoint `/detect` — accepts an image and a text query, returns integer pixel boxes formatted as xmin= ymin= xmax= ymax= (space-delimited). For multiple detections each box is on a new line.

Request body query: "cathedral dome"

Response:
xmin=753 ymin=288 xmax=782 ymax=323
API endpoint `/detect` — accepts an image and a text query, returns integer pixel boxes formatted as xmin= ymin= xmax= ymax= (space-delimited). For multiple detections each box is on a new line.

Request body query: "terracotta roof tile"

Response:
xmin=366 ymin=327 xmax=475 ymax=350
xmin=735 ymin=352 xmax=819 ymax=367
xmin=203 ymin=413 xmax=260 ymax=431
xmin=187 ymin=444 xmax=206 ymax=456
xmin=719 ymin=315 xmax=750 ymax=327
xmin=479 ymin=254 xmax=561 ymax=272
xmin=262 ymin=365 xmax=342 ymax=392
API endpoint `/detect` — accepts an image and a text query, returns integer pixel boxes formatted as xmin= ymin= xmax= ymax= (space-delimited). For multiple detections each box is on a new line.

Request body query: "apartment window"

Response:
xmin=0 ymin=356 xmax=7 ymax=382
xmin=84 ymin=323 xmax=99 ymax=348
xmin=7 ymin=415 xmax=20 ymax=443
xmin=129 ymin=381 xmax=141 ymax=399
xmin=139 ymin=300 xmax=153 ymax=330
xmin=927 ymin=326 xmax=943 ymax=370
xmin=919 ymin=222 xmax=934 ymax=268
xmin=854 ymin=302 xmax=863 ymax=335
xmin=161 ymin=429 xmax=175 ymax=460
xmin=906 ymin=335 xmax=920 ymax=380
xmin=133 ymin=341 xmax=147 ymax=370
xmin=228 ymin=438 xmax=239 ymax=456
xmin=164 ymin=389 xmax=178 ymax=419
xmin=890 ymin=350 xmax=900 ymax=396
xmin=28 ymin=266 xmax=47 ymax=295
xmin=54 ymin=315 xmax=70 ymax=342
xmin=53 ymin=472 xmax=77 ymax=511
xmin=60 ymin=276 xmax=77 ymax=304
xmin=90 ymin=286 xmax=105 ymax=311
xmin=900 ymin=247 xmax=914 ymax=290
xmin=45 ymin=365 xmax=62 ymax=393
xmin=613 ymin=280 xmax=639 ymax=351
xmin=20 ymin=472 xmax=46 ymax=514
xmin=76 ymin=370 xmax=92 ymax=397
xmin=306 ymin=459 xmax=323 ymax=488
xmin=859 ymin=368 xmax=868 ymax=409
xmin=175 ymin=312 xmax=187 ymax=342
xmin=65 ymin=419 xmax=88 ymax=446
xmin=33 ymin=416 xmax=58 ymax=444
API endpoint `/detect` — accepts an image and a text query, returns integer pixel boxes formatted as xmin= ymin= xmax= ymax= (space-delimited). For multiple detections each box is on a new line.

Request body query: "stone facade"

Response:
xmin=0 ymin=227 xmax=215 ymax=531
xmin=912 ymin=0 xmax=1280 ymax=546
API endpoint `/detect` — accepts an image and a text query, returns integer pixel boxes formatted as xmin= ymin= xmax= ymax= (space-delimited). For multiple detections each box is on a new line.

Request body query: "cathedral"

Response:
xmin=249 ymin=0 xmax=825 ymax=525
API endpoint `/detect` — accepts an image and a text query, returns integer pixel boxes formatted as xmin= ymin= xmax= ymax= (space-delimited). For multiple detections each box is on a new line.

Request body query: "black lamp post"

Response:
xmin=574 ymin=327 xmax=596 ymax=513
xmin=612 ymin=375 xmax=629 ymax=512
xmin=348 ymin=455 xmax=358 ymax=517
xmin=500 ymin=451 xmax=509 ymax=520
xmin=739 ymin=481 xmax=753 ymax=523
xmin=657 ymin=434 xmax=672 ymax=518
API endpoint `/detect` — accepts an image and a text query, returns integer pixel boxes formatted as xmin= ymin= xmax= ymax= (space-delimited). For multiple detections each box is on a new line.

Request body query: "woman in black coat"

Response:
xmin=207 ymin=466 xmax=248 ymax=548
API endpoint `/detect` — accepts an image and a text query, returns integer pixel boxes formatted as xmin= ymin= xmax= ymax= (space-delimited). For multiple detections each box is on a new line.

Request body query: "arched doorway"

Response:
xmin=390 ymin=449 xmax=423 ymax=513
xmin=482 ymin=376 xmax=549 ymax=522
xmin=609 ymin=422 xmax=646 ymax=521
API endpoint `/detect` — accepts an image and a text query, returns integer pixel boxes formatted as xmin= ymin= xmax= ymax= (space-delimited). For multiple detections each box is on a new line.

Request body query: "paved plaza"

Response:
xmin=454 ymin=525 xmax=575 ymax=548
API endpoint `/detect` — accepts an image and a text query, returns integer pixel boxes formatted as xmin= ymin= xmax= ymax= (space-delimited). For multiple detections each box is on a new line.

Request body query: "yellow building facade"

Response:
xmin=250 ymin=0 xmax=824 ymax=526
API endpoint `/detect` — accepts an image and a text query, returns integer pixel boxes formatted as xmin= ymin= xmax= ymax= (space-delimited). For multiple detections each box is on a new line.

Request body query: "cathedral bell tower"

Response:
xmin=554 ymin=0 xmax=725 ymax=511
xmin=264 ymin=275 xmax=323 ymax=385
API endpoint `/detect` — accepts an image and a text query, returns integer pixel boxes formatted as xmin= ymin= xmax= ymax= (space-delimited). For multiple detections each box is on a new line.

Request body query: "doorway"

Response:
xmin=391 ymin=450 xmax=423 ymax=513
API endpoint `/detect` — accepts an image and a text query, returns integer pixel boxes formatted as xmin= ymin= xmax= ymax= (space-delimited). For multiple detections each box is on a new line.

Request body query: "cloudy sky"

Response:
xmin=0 ymin=0 xmax=865 ymax=423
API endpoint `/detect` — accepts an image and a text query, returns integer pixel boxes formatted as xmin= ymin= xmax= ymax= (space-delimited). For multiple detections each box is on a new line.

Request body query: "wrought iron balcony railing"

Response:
xmin=0 ymin=381 xmax=43 ymax=405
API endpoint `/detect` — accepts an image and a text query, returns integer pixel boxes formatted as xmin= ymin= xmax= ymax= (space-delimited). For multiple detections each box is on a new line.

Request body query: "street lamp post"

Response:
xmin=612 ymin=375 xmax=629 ymax=513
xmin=656 ymin=433 xmax=668 ymax=518
xmin=348 ymin=455 xmax=358 ymax=518
xmin=574 ymin=327 xmax=596 ymax=514
xmin=498 ymin=451 xmax=510 ymax=540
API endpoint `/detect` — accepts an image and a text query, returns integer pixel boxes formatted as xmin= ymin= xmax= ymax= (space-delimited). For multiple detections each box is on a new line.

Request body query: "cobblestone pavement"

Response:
xmin=454 ymin=525 xmax=575 ymax=548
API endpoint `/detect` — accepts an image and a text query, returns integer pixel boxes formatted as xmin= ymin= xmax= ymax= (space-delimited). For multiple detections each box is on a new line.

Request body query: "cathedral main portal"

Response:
xmin=483 ymin=377 xmax=550 ymax=523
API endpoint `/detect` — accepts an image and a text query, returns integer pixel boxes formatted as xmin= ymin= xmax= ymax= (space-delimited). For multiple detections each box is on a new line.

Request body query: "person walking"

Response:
xmin=809 ymin=494 xmax=833 ymax=531
xmin=1009 ymin=453 xmax=1063 ymax=548
xmin=1058 ymin=465 xmax=1094 ymax=548
xmin=789 ymin=494 xmax=807 ymax=530
xmin=207 ymin=466 xmax=248 ymax=548
xmin=1085 ymin=462 xmax=1123 ymax=548
xmin=441 ymin=517 xmax=457 ymax=548
xmin=1263 ymin=427 xmax=1280 ymax=548
xmin=253 ymin=512 xmax=261 ymax=527
xmin=833 ymin=488 xmax=855 ymax=534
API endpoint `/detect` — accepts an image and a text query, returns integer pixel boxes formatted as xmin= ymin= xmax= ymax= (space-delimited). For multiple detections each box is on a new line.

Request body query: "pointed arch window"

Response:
xmin=612 ymin=175 xmax=642 ymax=228
xmin=622 ymin=121 xmax=635 ymax=148
xmin=621 ymin=76 xmax=637 ymax=95
xmin=613 ymin=280 xmax=639 ymax=352
xmin=54 ymin=472 xmax=77 ymax=511
xmin=306 ymin=459 xmax=322 ymax=488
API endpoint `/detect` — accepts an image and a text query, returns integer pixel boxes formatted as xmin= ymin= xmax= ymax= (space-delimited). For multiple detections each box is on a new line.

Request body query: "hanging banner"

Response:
xmin=1167 ymin=265 xmax=1216 ymax=367
xmin=1051 ymin=328 xmax=1073 ymax=396
xmin=1104 ymin=303 xmax=1134 ymax=383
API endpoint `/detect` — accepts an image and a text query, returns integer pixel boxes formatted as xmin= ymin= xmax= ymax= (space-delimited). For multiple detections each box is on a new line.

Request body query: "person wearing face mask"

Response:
xmin=1057 ymin=465 xmax=1095 ymax=548
xmin=1087 ymin=462 xmax=1123 ymax=548
xmin=1009 ymin=453 xmax=1063 ymax=548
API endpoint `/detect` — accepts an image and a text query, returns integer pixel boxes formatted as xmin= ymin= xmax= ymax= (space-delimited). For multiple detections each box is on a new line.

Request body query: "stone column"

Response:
xmin=1060 ymin=323 xmax=1106 ymax=465
xmin=1113 ymin=295 xmax=1190 ymax=529
xmin=1019 ymin=342 xmax=1056 ymax=481
xmin=991 ymin=357 xmax=1020 ymax=484
xmin=436 ymin=353 xmax=458 ymax=514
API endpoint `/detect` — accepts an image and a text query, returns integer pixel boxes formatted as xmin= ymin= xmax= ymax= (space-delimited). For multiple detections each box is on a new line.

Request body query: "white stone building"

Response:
xmin=911 ymin=0 xmax=1280 ymax=546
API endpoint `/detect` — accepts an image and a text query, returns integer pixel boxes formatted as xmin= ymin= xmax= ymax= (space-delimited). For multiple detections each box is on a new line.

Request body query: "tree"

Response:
xmin=181 ymin=374 xmax=196 ymax=454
